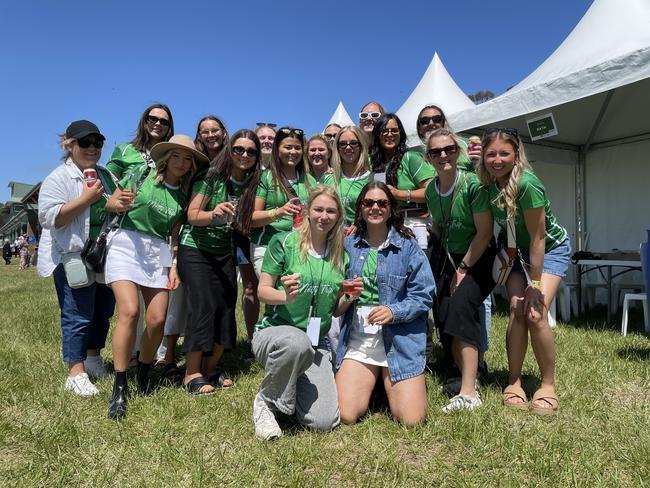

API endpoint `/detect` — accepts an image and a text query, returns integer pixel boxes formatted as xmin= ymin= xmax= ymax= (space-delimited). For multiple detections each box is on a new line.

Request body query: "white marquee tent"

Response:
xmin=449 ymin=0 xmax=650 ymax=257
xmin=396 ymin=52 xmax=476 ymax=148
xmin=326 ymin=101 xmax=355 ymax=129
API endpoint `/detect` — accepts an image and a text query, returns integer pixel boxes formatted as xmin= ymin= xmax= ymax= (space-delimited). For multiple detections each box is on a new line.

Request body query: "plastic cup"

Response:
xmin=342 ymin=279 xmax=357 ymax=295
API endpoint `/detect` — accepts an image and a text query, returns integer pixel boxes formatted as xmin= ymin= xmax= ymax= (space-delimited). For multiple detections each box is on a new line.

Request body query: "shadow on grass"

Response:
xmin=617 ymin=345 xmax=650 ymax=361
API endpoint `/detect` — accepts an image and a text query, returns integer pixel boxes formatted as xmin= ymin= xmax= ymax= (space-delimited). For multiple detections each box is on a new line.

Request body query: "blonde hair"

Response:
xmin=329 ymin=126 xmax=369 ymax=186
xmin=295 ymin=185 xmax=345 ymax=273
xmin=154 ymin=149 xmax=197 ymax=192
xmin=425 ymin=128 xmax=467 ymax=164
xmin=477 ymin=131 xmax=531 ymax=220
xmin=59 ymin=135 xmax=76 ymax=162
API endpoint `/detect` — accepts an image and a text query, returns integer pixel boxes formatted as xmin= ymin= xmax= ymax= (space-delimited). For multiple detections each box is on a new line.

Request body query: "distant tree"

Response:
xmin=468 ymin=90 xmax=495 ymax=104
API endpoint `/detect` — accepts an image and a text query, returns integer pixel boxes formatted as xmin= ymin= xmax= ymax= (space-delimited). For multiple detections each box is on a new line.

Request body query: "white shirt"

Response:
xmin=37 ymin=159 xmax=91 ymax=277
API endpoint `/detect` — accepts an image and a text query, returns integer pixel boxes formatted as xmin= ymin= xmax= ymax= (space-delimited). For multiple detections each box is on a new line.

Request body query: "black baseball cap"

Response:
xmin=65 ymin=120 xmax=105 ymax=140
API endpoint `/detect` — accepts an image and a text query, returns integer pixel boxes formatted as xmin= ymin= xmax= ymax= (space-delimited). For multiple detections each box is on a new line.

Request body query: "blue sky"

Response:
xmin=0 ymin=0 xmax=592 ymax=202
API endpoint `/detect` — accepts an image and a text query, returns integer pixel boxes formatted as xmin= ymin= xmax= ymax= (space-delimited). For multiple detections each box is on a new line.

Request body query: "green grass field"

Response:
xmin=1 ymin=262 xmax=649 ymax=487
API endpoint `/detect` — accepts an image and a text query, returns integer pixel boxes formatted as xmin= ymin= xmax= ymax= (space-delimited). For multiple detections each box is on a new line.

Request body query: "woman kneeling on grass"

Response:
xmin=104 ymin=135 xmax=207 ymax=420
xmin=38 ymin=120 xmax=117 ymax=396
xmin=252 ymin=186 xmax=361 ymax=440
xmin=478 ymin=128 xmax=571 ymax=415
xmin=335 ymin=182 xmax=435 ymax=425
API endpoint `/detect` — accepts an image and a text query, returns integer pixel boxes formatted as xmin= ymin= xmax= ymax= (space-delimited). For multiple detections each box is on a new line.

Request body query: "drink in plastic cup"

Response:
xmin=292 ymin=202 xmax=305 ymax=228
xmin=225 ymin=196 xmax=239 ymax=226
xmin=342 ymin=279 xmax=357 ymax=295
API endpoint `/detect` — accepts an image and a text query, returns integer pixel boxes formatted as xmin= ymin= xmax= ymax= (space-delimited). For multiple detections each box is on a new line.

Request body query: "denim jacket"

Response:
xmin=336 ymin=227 xmax=435 ymax=381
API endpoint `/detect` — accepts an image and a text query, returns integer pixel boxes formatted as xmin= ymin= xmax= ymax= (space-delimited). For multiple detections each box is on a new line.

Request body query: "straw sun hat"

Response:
xmin=150 ymin=134 xmax=210 ymax=168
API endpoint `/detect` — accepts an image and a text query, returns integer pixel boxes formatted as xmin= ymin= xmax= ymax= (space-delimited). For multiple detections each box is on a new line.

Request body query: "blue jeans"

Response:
xmin=53 ymin=264 xmax=115 ymax=364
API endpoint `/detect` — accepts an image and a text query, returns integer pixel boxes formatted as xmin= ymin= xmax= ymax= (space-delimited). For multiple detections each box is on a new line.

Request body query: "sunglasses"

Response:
xmin=337 ymin=140 xmax=360 ymax=149
xmin=485 ymin=127 xmax=519 ymax=138
xmin=77 ymin=136 xmax=104 ymax=149
xmin=427 ymin=145 xmax=458 ymax=158
xmin=418 ymin=115 xmax=445 ymax=125
xmin=146 ymin=115 xmax=171 ymax=127
xmin=359 ymin=112 xmax=381 ymax=120
xmin=232 ymin=146 xmax=259 ymax=157
xmin=256 ymin=122 xmax=277 ymax=128
xmin=278 ymin=127 xmax=304 ymax=138
xmin=380 ymin=128 xmax=400 ymax=136
xmin=361 ymin=198 xmax=390 ymax=209
xmin=324 ymin=133 xmax=338 ymax=140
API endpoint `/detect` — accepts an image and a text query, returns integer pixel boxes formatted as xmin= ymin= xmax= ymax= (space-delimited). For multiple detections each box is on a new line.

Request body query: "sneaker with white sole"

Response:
xmin=64 ymin=373 xmax=100 ymax=397
xmin=442 ymin=393 xmax=482 ymax=413
xmin=84 ymin=356 xmax=108 ymax=379
xmin=253 ymin=393 xmax=282 ymax=440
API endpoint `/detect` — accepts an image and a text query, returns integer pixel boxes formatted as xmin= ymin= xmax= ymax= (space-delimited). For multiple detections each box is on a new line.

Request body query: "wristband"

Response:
xmin=268 ymin=209 xmax=277 ymax=221
xmin=406 ymin=190 xmax=412 ymax=204
xmin=458 ymin=260 xmax=471 ymax=271
xmin=531 ymin=279 xmax=541 ymax=288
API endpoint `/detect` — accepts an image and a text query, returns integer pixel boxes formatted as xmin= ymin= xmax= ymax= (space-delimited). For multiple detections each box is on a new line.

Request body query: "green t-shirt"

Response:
xmin=375 ymin=151 xmax=435 ymax=210
xmin=179 ymin=172 xmax=232 ymax=255
xmin=89 ymin=167 xmax=119 ymax=240
xmin=118 ymin=165 xmax=188 ymax=240
xmin=488 ymin=169 xmax=567 ymax=252
xmin=425 ymin=171 xmax=490 ymax=254
xmin=106 ymin=143 xmax=151 ymax=179
xmin=256 ymin=231 xmax=346 ymax=337
xmin=250 ymin=169 xmax=316 ymax=247
xmin=358 ymin=248 xmax=380 ymax=305
xmin=321 ymin=171 xmax=371 ymax=225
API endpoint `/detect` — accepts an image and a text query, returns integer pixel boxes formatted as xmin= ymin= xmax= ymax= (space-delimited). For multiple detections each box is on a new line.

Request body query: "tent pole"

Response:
xmin=584 ymin=89 xmax=615 ymax=153
xmin=576 ymin=149 xmax=586 ymax=251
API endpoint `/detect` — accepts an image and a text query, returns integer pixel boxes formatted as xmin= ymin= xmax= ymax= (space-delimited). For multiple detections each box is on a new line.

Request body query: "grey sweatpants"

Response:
xmin=252 ymin=326 xmax=340 ymax=432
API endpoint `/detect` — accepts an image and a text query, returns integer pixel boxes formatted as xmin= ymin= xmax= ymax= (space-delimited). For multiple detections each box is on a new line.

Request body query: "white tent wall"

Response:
xmin=585 ymin=140 xmax=650 ymax=252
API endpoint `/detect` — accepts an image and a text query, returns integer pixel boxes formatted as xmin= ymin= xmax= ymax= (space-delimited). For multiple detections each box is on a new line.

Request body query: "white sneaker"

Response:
xmin=253 ymin=393 xmax=282 ymax=440
xmin=64 ymin=373 xmax=100 ymax=397
xmin=442 ymin=393 xmax=482 ymax=413
xmin=84 ymin=356 xmax=108 ymax=379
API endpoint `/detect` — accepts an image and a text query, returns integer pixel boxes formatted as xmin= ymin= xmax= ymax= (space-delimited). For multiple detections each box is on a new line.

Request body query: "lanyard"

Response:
xmin=305 ymin=250 xmax=326 ymax=318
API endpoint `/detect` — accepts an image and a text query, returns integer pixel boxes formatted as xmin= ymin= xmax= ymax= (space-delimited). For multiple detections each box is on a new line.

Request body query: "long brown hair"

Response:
xmin=268 ymin=127 xmax=312 ymax=198
xmin=130 ymin=103 xmax=174 ymax=152
xmin=202 ymin=129 xmax=262 ymax=236
xmin=194 ymin=115 xmax=229 ymax=159
xmin=352 ymin=182 xmax=414 ymax=239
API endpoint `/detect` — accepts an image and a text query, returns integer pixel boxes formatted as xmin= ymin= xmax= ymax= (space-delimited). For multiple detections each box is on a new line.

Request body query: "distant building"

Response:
xmin=0 ymin=181 xmax=41 ymax=244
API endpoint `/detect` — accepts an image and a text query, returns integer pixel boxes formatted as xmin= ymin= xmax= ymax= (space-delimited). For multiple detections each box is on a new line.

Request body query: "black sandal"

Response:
xmin=185 ymin=376 xmax=216 ymax=396
xmin=209 ymin=369 xmax=234 ymax=388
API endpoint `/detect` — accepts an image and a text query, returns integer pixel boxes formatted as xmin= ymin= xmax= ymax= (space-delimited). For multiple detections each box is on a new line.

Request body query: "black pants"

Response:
xmin=433 ymin=243 xmax=496 ymax=352
xmin=178 ymin=245 xmax=237 ymax=354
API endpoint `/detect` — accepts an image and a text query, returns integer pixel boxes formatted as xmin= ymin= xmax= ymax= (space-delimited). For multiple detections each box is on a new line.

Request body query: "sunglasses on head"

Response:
xmin=146 ymin=115 xmax=171 ymax=127
xmin=77 ymin=136 xmax=104 ymax=149
xmin=359 ymin=112 xmax=381 ymax=120
xmin=337 ymin=140 xmax=360 ymax=149
xmin=427 ymin=145 xmax=458 ymax=158
xmin=278 ymin=127 xmax=304 ymax=138
xmin=361 ymin=198 xmax=390 ymax=209
xmin=232 ymin=146 xmax=259 ymax=157
xmin=418 ymin=115 xmax=445 ymax=126
xmin=485 ymin=127 xmax=519 ymax=138
xmin=256 ymin=122 xmax=277 ymax=128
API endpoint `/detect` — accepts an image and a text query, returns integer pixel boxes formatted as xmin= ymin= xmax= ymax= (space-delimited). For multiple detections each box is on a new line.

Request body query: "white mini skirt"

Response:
xmin=105 ymin=228 xmax=169 ymax=289
xmin=343 ymin=311 xmax=388 ymax=367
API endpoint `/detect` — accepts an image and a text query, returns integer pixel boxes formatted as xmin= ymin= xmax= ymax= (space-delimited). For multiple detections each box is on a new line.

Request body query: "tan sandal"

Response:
xmin=531 ymin=386 xmax=559 ymax=416
xmin=502 ymin=385 xmax=529 ymax=410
